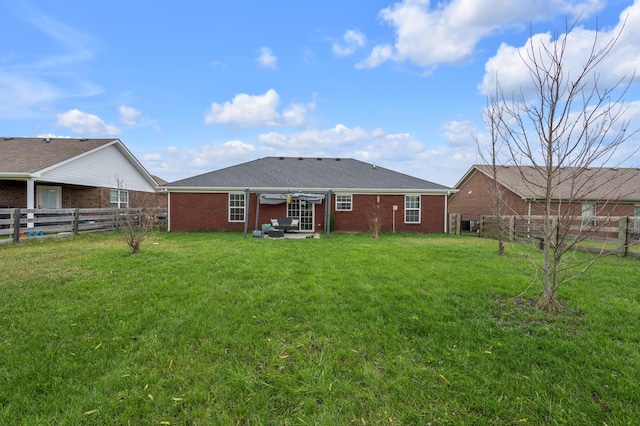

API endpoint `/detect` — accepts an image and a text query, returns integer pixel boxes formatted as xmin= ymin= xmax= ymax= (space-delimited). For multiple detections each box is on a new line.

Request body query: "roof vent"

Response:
xmin=336 ymin=158 xmax=341 ymax=161
xmin=279 ymin=156 xmax=284 ymax=160
xmin=316 ymin=158 xmax=322 ymax=161
xmin=79 ymin=138 xmax=89 ymax=141
xmin=298 ymin=157 xmax=303 ymax=160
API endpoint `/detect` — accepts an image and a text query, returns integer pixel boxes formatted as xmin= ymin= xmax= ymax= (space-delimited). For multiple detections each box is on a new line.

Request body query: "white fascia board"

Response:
xmin=0 ymin=172 xmax=34 ymax=179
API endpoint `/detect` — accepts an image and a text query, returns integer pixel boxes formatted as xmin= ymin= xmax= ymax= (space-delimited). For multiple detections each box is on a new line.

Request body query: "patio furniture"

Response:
xmin=270 ymin=217 xmax=299 ymax=232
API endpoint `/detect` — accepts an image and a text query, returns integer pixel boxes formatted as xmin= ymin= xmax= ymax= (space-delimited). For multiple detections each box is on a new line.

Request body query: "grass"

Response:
xmin=0 ymin=232 xmax=639 ymax=425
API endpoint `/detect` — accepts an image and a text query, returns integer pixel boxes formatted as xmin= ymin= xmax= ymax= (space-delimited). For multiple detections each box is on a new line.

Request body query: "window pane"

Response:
xmin=336 ymin=194 xmax=352 ymax=210
xmin=406 ymin=210 xmax=419 ymax=223
xmin=229 ymin=193 xmax=245 ymax=221
xmin=405 ymin=195 xmax=420 ymax=223
xmin=582 ymin=202 xmax=595 ymax=227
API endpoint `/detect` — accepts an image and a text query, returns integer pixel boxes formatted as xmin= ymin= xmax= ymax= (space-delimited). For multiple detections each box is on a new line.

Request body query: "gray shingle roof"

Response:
xmin=166 ymin=157 xmax=451 ymax=192
xmin=0 ymin=137 xmax=116 ymax=173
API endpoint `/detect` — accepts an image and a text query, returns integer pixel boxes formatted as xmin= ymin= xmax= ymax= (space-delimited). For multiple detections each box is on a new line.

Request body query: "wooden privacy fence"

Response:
xmin=0 ymin=207 xmax=167 ymax=244
xmin=449 ymin=213 xmax=640 ymax=257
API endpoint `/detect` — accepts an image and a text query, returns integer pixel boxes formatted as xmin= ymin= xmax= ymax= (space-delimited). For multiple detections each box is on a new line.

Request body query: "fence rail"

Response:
xmin=0 ymin=207 xmax=167 ymax=244
xmin=449 ymin=213 xmax=640 ymax=258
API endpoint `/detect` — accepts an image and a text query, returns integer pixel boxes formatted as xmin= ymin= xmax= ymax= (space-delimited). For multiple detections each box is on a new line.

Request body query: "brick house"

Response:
xmin=163 ymin=157 xmax=454 ymax=235
xmin=448 ymin=165 xmax=640 ymax=230
xmin=0 ymin=137 xmax=166 ymax=210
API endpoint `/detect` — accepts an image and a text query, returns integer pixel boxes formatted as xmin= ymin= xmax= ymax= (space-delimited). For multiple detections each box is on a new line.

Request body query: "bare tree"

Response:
xmin=114 ymin=177 xmax=159 ymax=254
xmin=368 ymin=202 xmax=383 ymax=239
xmin=487 ymin=20 xmax=638 ymax=311
xmin=477 ymin=88 xmax=509 ymax=255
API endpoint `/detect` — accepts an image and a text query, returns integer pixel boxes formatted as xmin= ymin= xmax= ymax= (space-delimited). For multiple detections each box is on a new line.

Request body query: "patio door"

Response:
xmin=287 ymin=199 xmax=314 ymax=231
xmin=37 ymin=186 xmax=62 ymax=209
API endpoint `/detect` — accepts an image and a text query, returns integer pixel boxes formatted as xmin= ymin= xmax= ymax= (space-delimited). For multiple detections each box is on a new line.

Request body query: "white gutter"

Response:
xmin=162 ymin=186 xmax=457 ymax=195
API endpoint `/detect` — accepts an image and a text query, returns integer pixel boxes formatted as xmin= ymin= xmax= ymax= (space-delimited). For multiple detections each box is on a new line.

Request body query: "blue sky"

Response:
xmin=1 ymin=0 xmax=639 ymax=186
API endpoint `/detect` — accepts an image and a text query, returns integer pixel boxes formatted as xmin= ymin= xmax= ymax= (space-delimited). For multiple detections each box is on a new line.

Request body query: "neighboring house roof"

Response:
xmin=165 ymin=157 xmax=452 ymax=193
xmin=457 ymin=165 xmax=640 ymax=202
xmin=0 ymin=137 xmax=159 ymax=191
xmin=152 ymin=175 xmax=169 ymax=186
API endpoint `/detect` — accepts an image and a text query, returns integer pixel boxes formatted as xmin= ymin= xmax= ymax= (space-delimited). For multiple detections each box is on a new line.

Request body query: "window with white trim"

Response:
xmin=405 ymin=195 xmax=420 ymax=223
xmin=110 ymin=189 xmax=129 ymax=208
xmin=228 ymin=193 xmax=246 ymax=222
xmin=335 ymin=194 xmax=352 ymax=211
xmin=581 ymin=202 xmax=595 ymax=227
xmin=634 ymin=204 xmax=640 ymax=229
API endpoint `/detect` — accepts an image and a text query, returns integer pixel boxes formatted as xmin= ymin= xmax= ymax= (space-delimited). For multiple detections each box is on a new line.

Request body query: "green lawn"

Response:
xmin=1 ymin=232 xmax=638 ymax=425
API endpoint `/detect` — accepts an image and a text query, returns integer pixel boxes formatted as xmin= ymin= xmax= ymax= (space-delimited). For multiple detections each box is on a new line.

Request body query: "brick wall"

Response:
xmin=170 ymin=192 xmax=447 ymax=233
xmin=448 ymin=170 xmax=637 ymax=220
xmin=0 ymin=180 xmax=26 ymax=207
xmin=0 ymin=180 xmax=165 ymax=209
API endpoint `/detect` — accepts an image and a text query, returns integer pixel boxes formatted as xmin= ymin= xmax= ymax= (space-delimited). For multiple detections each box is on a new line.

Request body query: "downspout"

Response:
xmin=254 ymin=193 xmax=261 ymax=233
xmin=167 ymin=191 xmax=171 ymax=232
xmin=444 ymin=192 xmax=450 ymax=233
xmin=326 ymin=190 xmax=332 ymax=237
xmin=243 ymin=188 xmax=250 ymax=238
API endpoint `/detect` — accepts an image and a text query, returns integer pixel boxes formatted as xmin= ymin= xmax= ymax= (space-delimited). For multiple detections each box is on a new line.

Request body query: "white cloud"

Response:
xmin=142 ymin=140 xmax=258 ymax=181
xmin=142 ymin=153 xmax=162 ymax=161
xmin=141 ymin=123 xmax=479 ymax=187
xmin=205 ymin=89 xmax=312 ymax=127
xmin=332 ymin=29 xmax=367 ymax=57
xmin=37 ymin=133 xmax=70 ymax=138
xmin=360 ymin=0 xmax=604 ymax=69
xmin=118 ymin=105 xmax=141 ymax=125
xmin=256 ymin=47 xmax=277 ymax=69
xmin=356 ymin=45 xmax=394 ymax=69
xmin=259 ymin=124 xmax=384 ymax=148
xmin=0 ymin=72 xmax=59 ymax=118
xmin=56 ymin=109 xmax=121 ymax=136
xmin=205 ymin=89 xmax=280 ymax=126
xmin=441 ymin=120 xmax=477 ymax=147
xmin=480 ymin=2 xmax=640 ymax=97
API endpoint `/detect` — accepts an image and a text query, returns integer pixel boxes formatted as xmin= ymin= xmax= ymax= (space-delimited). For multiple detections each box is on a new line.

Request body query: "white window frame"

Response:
xmin=110 ymin=189 xmax=129 ymax=208
xmin=405 ymin=195 xmax=421 ymax=224
xmin=335 ymin=194 xmax=353 ymax=211
xmin=634 ymin=204 xmax=640 ymax=229
xmin=581 ymin=202 xmax=595 ymax=227
xmin=37 ymin=185 xmax=62 ymax=209
xmin=228 ymin=193 xmax=246 ymax=222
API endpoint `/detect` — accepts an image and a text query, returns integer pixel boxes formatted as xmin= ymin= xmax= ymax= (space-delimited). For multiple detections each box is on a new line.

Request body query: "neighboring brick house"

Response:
xmin=0 ymin=137 xmax=166 ymax=210
xmin=163 ymin=157 xmax=454 ymax=235
xmin=449 ymin=165 xmax=640 ymax=229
